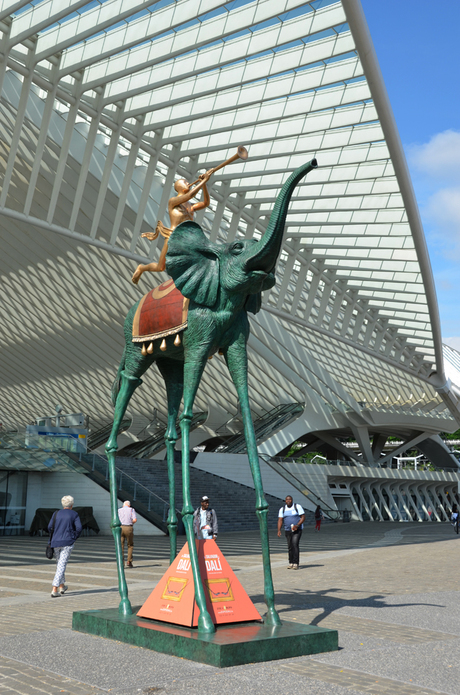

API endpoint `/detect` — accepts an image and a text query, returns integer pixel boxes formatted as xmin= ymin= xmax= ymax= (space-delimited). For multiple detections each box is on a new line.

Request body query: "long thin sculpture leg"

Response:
xmin=157 ymin=358 xmax=184 ymax=564
xmin=106 ymin=370 xmax=142 ymax=616
xmin=225 ymin=339 xmax=281 ymax=626
xmin=181 ymin=354 xmax=215 ymax=633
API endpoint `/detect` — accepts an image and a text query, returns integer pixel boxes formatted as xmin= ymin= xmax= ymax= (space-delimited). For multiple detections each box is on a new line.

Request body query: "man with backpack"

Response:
xmin=277 ymin=495 xmax=305 ymax=570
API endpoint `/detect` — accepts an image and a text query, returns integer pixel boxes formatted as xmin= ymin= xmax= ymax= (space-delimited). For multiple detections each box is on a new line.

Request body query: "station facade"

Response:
xmin=1 ymin=0 xmax=459 ymax=534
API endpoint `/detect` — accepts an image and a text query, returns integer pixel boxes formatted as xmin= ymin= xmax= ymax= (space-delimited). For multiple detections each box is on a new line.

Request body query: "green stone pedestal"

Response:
xmin=72 ymin=607 xmax=338 ymax=668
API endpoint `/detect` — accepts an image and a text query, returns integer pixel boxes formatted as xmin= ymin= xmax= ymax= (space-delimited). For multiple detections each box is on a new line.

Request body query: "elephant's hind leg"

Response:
xmin=224 ymin=338 xmax=281 ymax=627
xmin=157 ymin=357 xmax=184 ymax=565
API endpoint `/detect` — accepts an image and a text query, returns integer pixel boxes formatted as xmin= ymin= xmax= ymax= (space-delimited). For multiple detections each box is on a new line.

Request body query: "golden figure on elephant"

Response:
xmin=131 ymin=146 xmax=249 ymax=285
xmin=131 ymin=169 xmax=214 ymax=284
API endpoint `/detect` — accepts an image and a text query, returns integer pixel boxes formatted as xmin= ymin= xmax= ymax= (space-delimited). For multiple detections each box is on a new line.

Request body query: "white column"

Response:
xmin=130 ymin=129 xmax=164 ymax=252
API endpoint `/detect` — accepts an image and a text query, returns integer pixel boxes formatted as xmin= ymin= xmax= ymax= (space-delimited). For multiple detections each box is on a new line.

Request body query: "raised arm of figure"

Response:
xmin=190 ymin=174 xmax=212 ymax=212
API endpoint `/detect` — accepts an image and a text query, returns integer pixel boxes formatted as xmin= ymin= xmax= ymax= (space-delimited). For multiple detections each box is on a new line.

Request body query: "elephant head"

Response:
xmin=166 ymin=158 xmax=318 ymax=311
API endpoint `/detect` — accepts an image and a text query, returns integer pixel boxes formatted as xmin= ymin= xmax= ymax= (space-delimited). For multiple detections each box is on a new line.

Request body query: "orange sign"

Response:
xmin=137 ymin=539 xmax=262 ymax=627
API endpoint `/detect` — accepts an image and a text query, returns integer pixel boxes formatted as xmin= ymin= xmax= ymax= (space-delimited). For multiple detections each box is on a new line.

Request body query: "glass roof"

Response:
xmin=0 ymin=0 xmax=458 ymax=441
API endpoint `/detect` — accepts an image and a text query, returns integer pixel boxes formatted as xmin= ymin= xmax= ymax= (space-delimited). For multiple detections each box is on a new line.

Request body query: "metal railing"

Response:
xmin=211 ymin=403 xmax=304 ymax=454
xmin=87 ymin=417 xmax=132 ymax=450
xmin=77 ymin=451 xmax=181 ymax=524
xmin=118 ymin=411 xmax=207 ymax=459
xmin=260 ymin=454 xmax=341 ymax=520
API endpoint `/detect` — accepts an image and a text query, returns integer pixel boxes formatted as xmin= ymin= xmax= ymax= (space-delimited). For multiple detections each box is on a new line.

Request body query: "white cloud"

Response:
xmin=424 ymin=185 xmax=460 ymax=238
xmin=405 ymin=130 xmax=460 ymax=255
xmin=408 ymin=130 xmax=460 ymax=182
xmin=444 ymin=337 xmax=460 ymax=351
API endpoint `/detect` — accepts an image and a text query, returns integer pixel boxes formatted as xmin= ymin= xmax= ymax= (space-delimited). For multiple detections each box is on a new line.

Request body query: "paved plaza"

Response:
xmin=0 ymin=522 xmax=459 ymax=694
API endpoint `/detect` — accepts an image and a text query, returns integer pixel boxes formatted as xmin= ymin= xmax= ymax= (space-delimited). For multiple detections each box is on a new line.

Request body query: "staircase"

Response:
xmin=115 ymin=456 xmax=315 ymax=532
xmin=67 ymin=452 xmax=179 ymax=534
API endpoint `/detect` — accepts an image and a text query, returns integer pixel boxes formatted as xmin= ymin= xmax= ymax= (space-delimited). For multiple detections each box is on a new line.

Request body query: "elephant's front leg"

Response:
xmin=157 ymin=358 xmax=184 ymax=565
xmin=224 ymin=337 xmax=281 ymax=627
xmin=106 ymin=370 xmax=143 ymax=616
xmin=181 ymin=351 xmax=215 ymax=634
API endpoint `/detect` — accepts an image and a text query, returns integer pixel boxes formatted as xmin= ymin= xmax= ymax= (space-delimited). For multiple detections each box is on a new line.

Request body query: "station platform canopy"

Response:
xmin=1 ymin=0 xmax=459 ymax=462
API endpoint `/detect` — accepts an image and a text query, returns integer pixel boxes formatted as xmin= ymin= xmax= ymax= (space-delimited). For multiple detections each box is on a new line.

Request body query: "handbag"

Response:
xmin=45 ymin=511 xmax=57 ymax=559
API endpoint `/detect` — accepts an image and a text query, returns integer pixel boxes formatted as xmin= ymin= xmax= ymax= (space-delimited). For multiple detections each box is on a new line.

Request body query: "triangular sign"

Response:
xmin=137 ymin=539 xmax=262 ymax=627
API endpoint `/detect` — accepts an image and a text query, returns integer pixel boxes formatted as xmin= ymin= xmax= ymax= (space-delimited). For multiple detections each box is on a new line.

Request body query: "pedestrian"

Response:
xmin=193 ymin=496 xmax=218 ymax=540
xmin=277 ymin=495 xmax=305 ymax=569
xmin=118 ymin=500 xmax=137 ymax=568
xmin=314 ymin=505 xmax=324 ymax=531
xmin=49 ymin=495 xmax=82 ymax=598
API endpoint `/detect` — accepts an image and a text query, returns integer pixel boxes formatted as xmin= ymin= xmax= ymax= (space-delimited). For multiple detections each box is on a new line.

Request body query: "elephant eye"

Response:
xmin=231 ymin=242 xmax=244 ymax=255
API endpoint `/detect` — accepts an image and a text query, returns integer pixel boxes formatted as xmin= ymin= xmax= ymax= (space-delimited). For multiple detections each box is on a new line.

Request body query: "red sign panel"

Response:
xmin=137 ymin=539 xmax=262 ymax=627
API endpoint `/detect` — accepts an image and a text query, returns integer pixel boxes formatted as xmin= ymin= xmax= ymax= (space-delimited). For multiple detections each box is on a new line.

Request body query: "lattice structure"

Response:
xmin=0 ymin=0 xmax=459 ymax=462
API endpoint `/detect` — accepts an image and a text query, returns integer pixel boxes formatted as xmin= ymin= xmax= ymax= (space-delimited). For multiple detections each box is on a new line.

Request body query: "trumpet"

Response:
xmin=189 ymin=146 xmax=248 ymax=187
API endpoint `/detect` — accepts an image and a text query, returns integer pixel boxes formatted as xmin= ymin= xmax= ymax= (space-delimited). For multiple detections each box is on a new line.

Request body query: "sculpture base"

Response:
xmin=72 ymin=607 xmax=338 ymax=667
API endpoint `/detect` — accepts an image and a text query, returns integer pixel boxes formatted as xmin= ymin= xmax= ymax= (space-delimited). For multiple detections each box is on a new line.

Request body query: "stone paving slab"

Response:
xmin=0 ymin=656 xmax=106 ymax=695
xmin=280 ymin=660 xmax=447 ymax=695
xmin=0 ymin=522 xmax=459 ymax=694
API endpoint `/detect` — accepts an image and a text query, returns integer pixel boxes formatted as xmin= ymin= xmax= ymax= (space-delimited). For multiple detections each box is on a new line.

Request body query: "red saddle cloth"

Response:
xmin=132 ymin=279 xmax=189 ymax=343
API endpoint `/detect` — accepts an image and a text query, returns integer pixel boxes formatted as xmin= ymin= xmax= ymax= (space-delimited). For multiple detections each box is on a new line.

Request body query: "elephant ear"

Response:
xmin=166 ymin=221 xmax=219 ymax=307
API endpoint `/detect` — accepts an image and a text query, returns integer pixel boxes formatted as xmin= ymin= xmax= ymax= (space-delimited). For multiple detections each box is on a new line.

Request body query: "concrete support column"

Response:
xmin=382 ymin=482 xmax=403 ymax=521
xmin=373 ymin=481 xmax=393 ymax=520
xmin=423 ymin=483 xmax=441 ymax=521
xmin=433 ymin=484 xmax=449 ymax=520
xmin=354 ymin=482 xmax=372 ymax=521
xmin=348 ymin=487 xmax=363 ymax=521
xmin=393 ymin=486 xmax=412 ymax=521
xmin=412 ymin=483 xmax=431 ymax=521
xmin=364 ymin=483 xmax=384 ymax=521
xmin=401 ymin=483 xmax=423 ymax=521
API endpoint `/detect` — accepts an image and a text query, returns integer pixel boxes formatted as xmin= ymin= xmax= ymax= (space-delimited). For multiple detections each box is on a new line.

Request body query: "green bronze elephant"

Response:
xmin=106 ymin=158 xmax=318 ymax=631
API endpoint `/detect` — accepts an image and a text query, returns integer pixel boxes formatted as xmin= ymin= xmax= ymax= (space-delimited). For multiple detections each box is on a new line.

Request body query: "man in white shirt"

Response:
xmin=118 ymin=500 xmax=137 ymax=568
xmin=277 ymin=495 xmax=305 ymax=569
xmin=193 ymin=496 xmax=218 ymax=540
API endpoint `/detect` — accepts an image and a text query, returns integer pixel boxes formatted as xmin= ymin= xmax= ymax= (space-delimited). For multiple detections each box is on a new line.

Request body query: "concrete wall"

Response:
xmin=192 ymin=452 xmax=317 ymax=513
xmin=25 ymin=471 xmax=164 ymax=535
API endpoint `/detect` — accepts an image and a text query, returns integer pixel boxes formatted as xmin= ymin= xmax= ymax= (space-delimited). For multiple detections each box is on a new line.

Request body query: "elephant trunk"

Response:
xmin=245 ymin=158 xmax=318 ymax=273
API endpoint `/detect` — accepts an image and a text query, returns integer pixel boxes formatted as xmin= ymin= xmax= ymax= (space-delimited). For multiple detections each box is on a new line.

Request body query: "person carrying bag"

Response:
xmin=48 ymin=495 xmax=82 ymax=598
xmin=45 ymin=511 xmax=57 ymax=559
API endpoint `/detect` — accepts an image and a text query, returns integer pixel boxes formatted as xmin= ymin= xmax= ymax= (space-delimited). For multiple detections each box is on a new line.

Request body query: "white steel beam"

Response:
xmin=81 ymin=0 xmax=322 ymax=91
xmin=8 ymin=0 xmax=90 ymax=47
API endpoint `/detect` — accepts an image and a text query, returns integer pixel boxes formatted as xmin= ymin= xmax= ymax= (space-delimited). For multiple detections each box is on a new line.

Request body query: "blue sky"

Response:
xmin=361 ymin=0 xmax=460 ymax=346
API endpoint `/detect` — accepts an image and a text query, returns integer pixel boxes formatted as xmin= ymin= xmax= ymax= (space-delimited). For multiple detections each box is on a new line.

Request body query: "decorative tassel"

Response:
xmin=141 ymin=344 xmax=147 ymax=356
xmin=147 ymin=342 xmax=154 ymax=354
xmin=174 ymin=334 xmax=181 ymax=346
xmin=160 ymin=338 xmax=167 ymax=351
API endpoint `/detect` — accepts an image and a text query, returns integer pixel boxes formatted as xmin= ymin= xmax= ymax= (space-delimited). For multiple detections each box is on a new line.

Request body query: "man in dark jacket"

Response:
xmin=193 ymin=496 xmax=218 ymax=539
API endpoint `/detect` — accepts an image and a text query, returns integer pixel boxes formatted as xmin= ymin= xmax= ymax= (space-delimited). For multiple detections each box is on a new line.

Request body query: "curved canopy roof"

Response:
xmin=0 ymin=0 xmax=459 ymax=443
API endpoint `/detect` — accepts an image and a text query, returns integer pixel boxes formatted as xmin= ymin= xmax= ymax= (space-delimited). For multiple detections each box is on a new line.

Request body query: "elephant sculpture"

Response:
xmin=105 ymin=158 xmax=318 ymax=632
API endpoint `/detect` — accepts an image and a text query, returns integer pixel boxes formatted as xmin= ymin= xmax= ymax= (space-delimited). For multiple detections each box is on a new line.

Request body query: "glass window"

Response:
xmin=0 ymin=471 xmax=28 ymax=536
